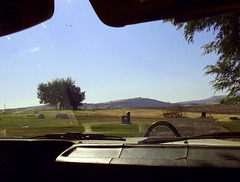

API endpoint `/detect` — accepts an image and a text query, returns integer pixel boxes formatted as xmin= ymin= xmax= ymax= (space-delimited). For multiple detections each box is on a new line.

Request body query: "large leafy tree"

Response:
xmin=37 ymin=77 xmax=85 ymax=110
xmin=165 ymin=12 xmax=240 ymax=103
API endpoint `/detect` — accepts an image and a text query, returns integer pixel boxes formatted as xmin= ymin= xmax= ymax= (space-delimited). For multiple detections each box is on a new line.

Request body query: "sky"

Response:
xmin=0 ymin=0 xmax=225 ymax=109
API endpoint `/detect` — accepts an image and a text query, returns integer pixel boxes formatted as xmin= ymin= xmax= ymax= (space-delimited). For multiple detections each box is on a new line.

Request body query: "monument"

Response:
xmin=121 ymin=111 xmax=132 ymax=125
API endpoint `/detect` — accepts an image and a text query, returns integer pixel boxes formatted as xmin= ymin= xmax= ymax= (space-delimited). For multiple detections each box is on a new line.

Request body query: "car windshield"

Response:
xmin=0 ymin=0 xmax=239 ymax=140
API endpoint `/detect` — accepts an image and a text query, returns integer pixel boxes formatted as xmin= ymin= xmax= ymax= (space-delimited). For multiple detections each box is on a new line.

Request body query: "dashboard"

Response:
xmin=0 ymin=139 xmax=240 ymax=182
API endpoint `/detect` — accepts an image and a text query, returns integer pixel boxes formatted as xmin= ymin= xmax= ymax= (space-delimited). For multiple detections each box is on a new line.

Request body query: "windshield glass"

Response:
xmin=0 ymin=0 xmax=239 ymax=139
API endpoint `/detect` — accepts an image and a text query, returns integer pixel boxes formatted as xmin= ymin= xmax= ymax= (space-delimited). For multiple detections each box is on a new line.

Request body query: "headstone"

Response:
xmin=56 ymin=114 xmax=69 ymax=119
xmin=121 ymin=111 xmax=131 ymax=124
xmin=201 ymin=112 xmax=206 ymax=118
xmin=230 ymin=117 xmax=238 ymax=120
xmin=38 ymin=114 xmax=45 ymax=119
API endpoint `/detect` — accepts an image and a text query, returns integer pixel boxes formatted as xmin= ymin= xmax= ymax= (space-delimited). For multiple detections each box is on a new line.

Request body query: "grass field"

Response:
xmin=0 ymin=106 xmax=240 ymax=138
xmin=218 ymin=121 xmax=240 ymax=132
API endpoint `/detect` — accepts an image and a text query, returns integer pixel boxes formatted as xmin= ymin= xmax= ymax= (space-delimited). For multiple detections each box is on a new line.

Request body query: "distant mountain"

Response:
xmin=1 ymin=96 xmax=228 ymax=111
xmin=83 ymin=97 xmax=173 ymax=109
xmin=1 ymin=105 xmax=55 ymax=112
xmin=177 ymin=95 xmax=226 ymax=105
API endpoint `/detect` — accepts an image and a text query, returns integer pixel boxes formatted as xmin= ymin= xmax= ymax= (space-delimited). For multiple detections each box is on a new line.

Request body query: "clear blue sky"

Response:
xmin=0 ymin=0 xmax=225 ymax=109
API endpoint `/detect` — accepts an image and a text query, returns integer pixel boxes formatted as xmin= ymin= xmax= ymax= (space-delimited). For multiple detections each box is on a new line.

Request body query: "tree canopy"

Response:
xmin=165 ymin=12 xmax=240 ymax=104
xmin=37 ymin=77 xmax=85 ymax=110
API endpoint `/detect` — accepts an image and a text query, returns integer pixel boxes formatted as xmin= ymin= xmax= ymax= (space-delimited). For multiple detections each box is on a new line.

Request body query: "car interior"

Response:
xmin=1 ymin=0 xmax=240 ymax=182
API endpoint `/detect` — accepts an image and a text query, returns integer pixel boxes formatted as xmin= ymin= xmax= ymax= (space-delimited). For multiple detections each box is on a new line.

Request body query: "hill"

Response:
xmin=1 ymin=96 xmax=228 ymax=111
xmin=83 ymin=97 xmax=173 ymax=108
xmin=1 ymin=105 xmax=55 ymax=112
xmin=177 ymin=95 xmax=226 ymax=105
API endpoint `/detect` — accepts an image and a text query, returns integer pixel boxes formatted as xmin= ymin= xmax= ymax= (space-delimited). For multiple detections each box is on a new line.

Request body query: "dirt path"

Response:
xmin=81 ymin=123 xmax=93 ymax=132
xmin=149 ymin=118 xmax=228 ymax=137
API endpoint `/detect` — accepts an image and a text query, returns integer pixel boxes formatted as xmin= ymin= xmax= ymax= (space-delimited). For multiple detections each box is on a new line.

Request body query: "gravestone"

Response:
xmin=121 ymin=111 xmax=132 ymax=125
xmin=38 ymin=114 xmax=45 ymax=119
xmin=201 ymin=112 xmax=206 ymax=118
xmin=56 ymin=114 xmax=69 ymax=119
xmin=230 ymin=117 xmax=238 ymax=120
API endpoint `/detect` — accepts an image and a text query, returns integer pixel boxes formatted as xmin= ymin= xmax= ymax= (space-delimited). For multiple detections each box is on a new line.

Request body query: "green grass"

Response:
xmin=0 ymin=109 xmax=163 ymax=138
xmin=91 ymin=123 xmax=151 ymax=137
xmin=0 ymin=111 xmax=14 ymax=115
xmin=3 ymin=108 xmax=238 ymax=138
xmin=6 ymin=126 xmax=84 ymax=138
xmin=0 ymin=113 xmax=84 ymax=138
xmin=92 ymin=124 xmax=139 ymax=132
xmin=218 ymin=121 xmax=240 ymax=132
xmin=75 ymin=115 xmax=122 ymax=123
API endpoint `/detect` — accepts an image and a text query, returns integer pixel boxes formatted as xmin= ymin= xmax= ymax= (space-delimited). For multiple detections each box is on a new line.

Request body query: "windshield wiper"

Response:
xmin=31 ymin=132 xmax=126 ymax=141
xmin=138 ymin=132 xmax=240 ymax=144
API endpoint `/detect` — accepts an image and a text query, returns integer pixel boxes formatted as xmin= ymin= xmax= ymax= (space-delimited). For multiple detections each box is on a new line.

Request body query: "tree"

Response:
xmin=37 ymin=77 xmax=85 ymax=110
xmin=165 ymin=12 xmax=240 ymax=104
